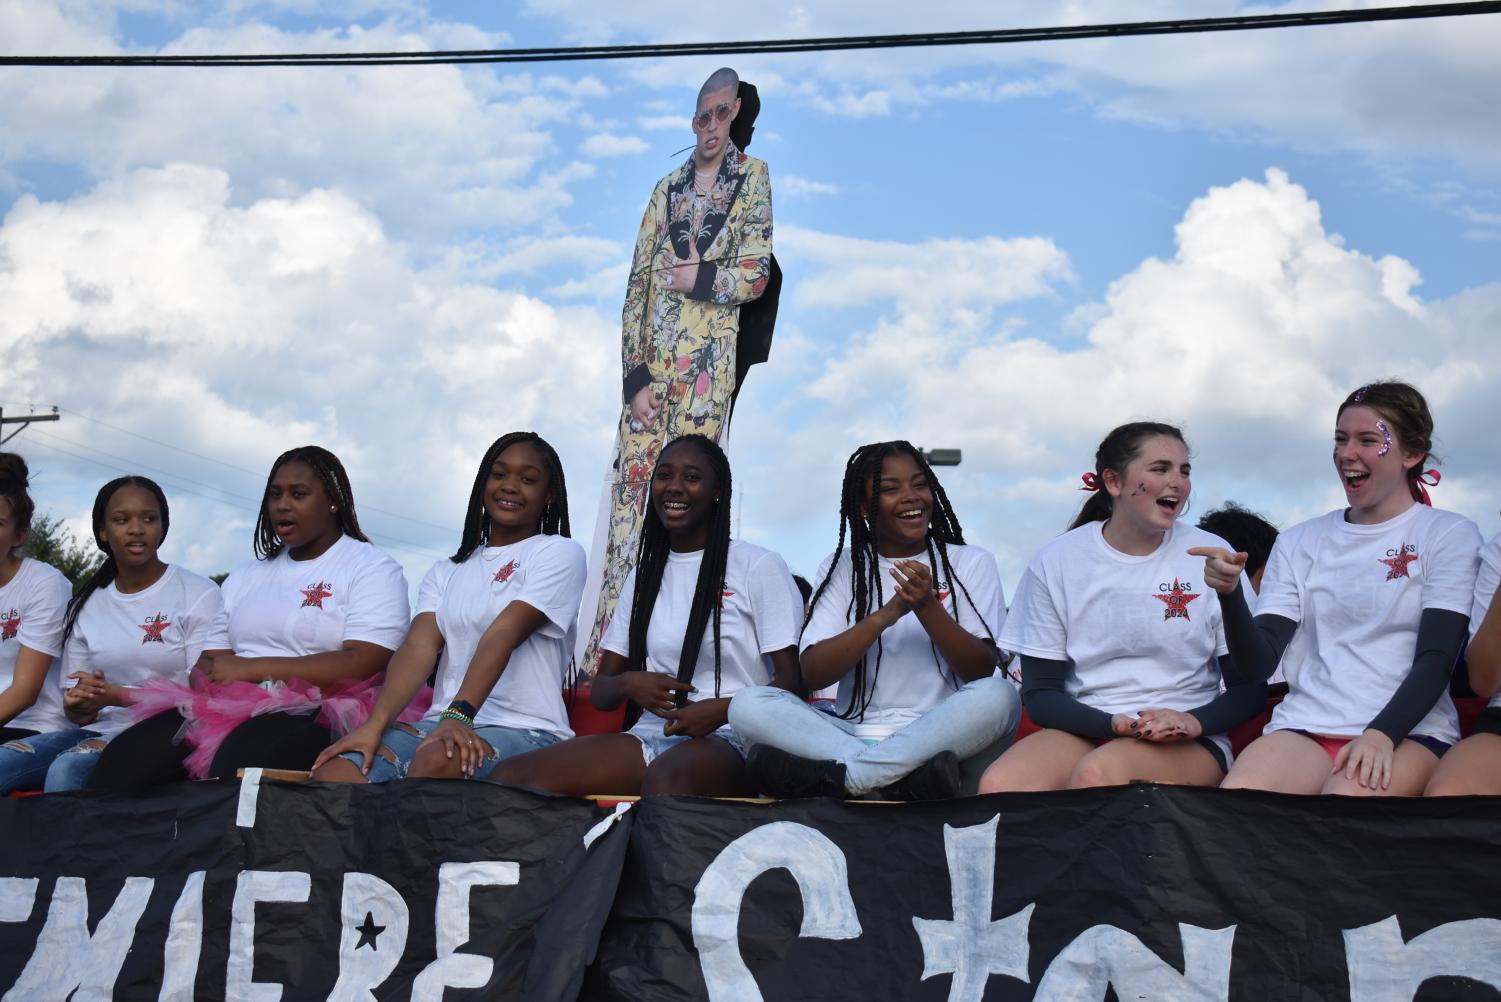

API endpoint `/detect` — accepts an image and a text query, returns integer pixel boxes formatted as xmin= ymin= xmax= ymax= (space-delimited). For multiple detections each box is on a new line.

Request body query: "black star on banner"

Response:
xmin=354 ymin=911 xmax=385 ymax=951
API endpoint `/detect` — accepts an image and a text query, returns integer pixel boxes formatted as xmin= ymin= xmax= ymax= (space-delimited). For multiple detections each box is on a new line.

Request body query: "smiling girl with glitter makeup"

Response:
xmin=1198 ymin=381 xmax=1481 ymax=796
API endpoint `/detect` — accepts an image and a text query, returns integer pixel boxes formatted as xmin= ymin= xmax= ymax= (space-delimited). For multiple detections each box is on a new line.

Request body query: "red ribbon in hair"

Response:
xmin=1079 ymin=472 xmax=1101 ymax=492
xmin=1415 ymin=469 xmax=1441 ymax=506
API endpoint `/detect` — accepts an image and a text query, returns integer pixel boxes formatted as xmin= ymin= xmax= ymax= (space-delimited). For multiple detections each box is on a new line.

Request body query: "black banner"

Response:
xmin=0 ymin=776 xmax=631 ymax=1000
xmin=4 ymin=781 xmax=1501 ymax=1000
xmin=584 ymin=787 xmax=1501 ymax=1002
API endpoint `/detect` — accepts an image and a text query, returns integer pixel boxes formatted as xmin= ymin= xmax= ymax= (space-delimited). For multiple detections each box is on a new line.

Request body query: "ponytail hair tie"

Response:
xmin=1415 ymin=468 xmax=1441 ymax=506
xmin=1079 ymin=472 xmax=1101 ymax=492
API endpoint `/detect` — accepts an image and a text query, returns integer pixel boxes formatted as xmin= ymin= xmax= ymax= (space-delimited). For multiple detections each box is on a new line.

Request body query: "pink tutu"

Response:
xmin=128 ymin=669 xmax=432 ymax=779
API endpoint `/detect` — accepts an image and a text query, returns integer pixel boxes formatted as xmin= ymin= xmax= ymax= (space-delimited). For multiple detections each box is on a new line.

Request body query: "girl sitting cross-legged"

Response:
xmin=729 ymin=440 xmax=1018 ymax=801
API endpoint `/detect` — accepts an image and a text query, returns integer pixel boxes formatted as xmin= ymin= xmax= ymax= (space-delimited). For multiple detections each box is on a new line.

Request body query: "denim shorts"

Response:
xmin=627 ymin=718 xmax=747 ymax=767
xmin=342 ymin=717 xmax=562 ymax=783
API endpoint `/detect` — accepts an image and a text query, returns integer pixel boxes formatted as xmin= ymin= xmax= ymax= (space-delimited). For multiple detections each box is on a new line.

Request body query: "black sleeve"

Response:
xmin=687 ymin=260 xmax=718 ymax=301
xmin=1021 ymin=654 xmax=1116 ymax=740
xmin=622 ymin=363 xmax=652 ymax=403
xmin=1186 ymin=654 xmax=1268 ymax=736
xmin=1368 ymin=607 xmax=1471 ymax=744
xmin=1220 ymin=583 xmax=1297 ymax=685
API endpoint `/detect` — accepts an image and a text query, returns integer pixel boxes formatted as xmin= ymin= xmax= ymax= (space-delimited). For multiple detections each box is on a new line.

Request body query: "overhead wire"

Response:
xmin=22 ymin=432 xmax=449 ymax=562
xmin=54 ymin=407 xmax=455 ymax=534
xmin=1 ymin=3 xmax=1497 ymax=67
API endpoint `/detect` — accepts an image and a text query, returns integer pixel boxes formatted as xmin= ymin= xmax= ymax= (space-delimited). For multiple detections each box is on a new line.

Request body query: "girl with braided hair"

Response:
xmin=729 ymin=440 xmax=1018 ymax=801
xmin=491 ymin=434 xmax=802 ymax=797
xmin=312 ymin=432 xmax=585 ymax=783
xmin=90 ymin=446 xmax=410 ymax=790
xmin=980 ymin=422 xmax=1263 ymax=793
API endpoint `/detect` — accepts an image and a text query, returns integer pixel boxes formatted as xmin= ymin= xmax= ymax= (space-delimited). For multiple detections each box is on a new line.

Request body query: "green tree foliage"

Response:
xmin=23 ymin=514 xmax=103 ymax=593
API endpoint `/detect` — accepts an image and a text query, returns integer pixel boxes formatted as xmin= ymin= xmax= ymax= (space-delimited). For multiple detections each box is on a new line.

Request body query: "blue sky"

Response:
xmin=1 ymin=0 xmax=1498 ymax=596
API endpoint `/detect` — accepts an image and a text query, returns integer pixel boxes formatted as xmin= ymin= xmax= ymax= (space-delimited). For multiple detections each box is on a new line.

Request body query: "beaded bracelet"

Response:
xmin=438 ymin=708 xmax=475 ymax=728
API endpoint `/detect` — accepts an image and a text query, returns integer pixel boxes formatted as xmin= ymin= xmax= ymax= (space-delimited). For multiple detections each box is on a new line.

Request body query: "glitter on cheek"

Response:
xmin=1377 ymin=420 xmax=1392 ymax=457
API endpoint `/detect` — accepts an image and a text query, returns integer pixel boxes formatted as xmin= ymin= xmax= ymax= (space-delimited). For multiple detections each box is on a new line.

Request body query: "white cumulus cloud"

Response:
xmin=580 ymin=133 xmax=650 ymax=158
xmin=0 ymin=163 xmax=619 ymax=583
xmin=728 ymin=168 xmax=1501 ymax=586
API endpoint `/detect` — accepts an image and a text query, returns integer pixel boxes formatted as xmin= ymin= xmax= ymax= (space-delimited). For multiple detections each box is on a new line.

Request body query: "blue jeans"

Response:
xmin=0 ymin=729 xmax=100 ymax=794
xmin=626 ymin=717 xmax=748 ymax=766
xmin=44 ymin=734 xmax=113 ymax=791
xmin=728 ymin=676 xmax=1020 ymax=795
xmin=341 ymin=717 xmax=562 ymax=783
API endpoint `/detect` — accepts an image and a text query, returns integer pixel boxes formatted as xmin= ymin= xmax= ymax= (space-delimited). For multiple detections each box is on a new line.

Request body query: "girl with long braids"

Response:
xmin=979 ymin=423 xmax=1263 ymax=793
xmin=3 ymin=477 xmax=231 ymax=791
xmin=728 ymin=440 xmax=1017 ymax=801
xmin=1198 ymin=382 xmax=1480 ymax=796
xmin=0 ymin=454 xmax=74 ymax=789
xmin=490 ymin=434 xmax=802 ymax=797
xmin=91 ymin=446 xmax=409 ymax=790
xmin=311 ymin=432 xmax=585 ymax=783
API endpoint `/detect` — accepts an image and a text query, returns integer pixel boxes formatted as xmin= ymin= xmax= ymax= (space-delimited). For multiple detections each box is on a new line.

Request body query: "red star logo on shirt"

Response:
xmin=300 ymin=581 xmax=334 ymax=609
xmin=493 ymin=560 xmax=520 ymax=584
xmin=0 ymin=609 xmax=19 ymax=642
xmin=139 ymin=613 xmax=172 ymax=644
xmin=1154 ymin=579 xmax=1201 ymax=621
xmin=1380 ymin=549 xmax=1419 ymax=581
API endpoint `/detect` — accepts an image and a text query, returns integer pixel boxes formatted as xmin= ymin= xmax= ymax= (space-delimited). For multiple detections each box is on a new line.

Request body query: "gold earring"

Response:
xmin=329 ymin=506 xmax=337 ymax=513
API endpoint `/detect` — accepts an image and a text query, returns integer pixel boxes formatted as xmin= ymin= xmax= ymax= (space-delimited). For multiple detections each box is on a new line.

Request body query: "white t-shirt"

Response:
xmin=221 ymin=534 xmax=409 ymax=658
xmin=1261 ymin=504 xmax=1481 ymax=742
xmin=0 ymin=557 xmax=72 ymax=732
xmin=62 ymin=565 xmax=230 ymax=737
xmin=602 ymin=540 xmax=802 ymax=734
xmin=1002 ymin=521 xmax=1230 ymax=719
xmin=1469 ymin=532 xmax=1501 ymax=709
xmin=801 ymin=542 xmax=1006 ymax=729
xmin=419 ymin=534 xmax=587 ymax=738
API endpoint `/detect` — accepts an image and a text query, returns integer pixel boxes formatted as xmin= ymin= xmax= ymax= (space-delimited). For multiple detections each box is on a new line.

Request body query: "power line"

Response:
xmin=30 ymin=428 xmax=267 ymax=509
xmin=23 ymin=433 xmax=449 ymax=562
xmin=54 ymin=406 xmax=455 ymax=535
xmin=2 ymin=2 xmax=1497 ymax=67
xmin=58 ymin=407 xmax=268 ymax=479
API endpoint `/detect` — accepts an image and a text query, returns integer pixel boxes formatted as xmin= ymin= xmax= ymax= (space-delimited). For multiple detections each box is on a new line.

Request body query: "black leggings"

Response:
xmin=89 ymin=711 xmax=191 ymax=793
xmin=209 ymin=713 xmax=333 ymax=778
xmin=89 ymin=710 xmax=335 ymax=793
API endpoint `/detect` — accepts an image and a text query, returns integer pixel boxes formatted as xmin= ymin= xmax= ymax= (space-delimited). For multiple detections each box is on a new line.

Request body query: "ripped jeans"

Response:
xmin=0 ymin=728 xmax=100 ymax=794
xmin=339 ymin=717 xmax=562 ymax=783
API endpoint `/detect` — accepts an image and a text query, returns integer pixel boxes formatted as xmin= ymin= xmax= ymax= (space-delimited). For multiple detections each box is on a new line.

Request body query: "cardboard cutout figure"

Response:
xmin=578 ymin=70 xmax=776 ymax=674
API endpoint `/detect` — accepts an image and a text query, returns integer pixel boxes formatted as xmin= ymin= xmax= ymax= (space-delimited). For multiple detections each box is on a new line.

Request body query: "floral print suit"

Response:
xmin=580 ymin=142 xmax=773 ymax=673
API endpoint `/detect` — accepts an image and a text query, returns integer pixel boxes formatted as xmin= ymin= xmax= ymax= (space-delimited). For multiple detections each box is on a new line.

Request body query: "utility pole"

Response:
xmin=0 ymin=406 xmax=60 ymax=446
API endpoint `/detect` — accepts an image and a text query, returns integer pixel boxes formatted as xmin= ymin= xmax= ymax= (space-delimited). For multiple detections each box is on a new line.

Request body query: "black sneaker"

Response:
xmin=746 ymin=745 xmax=848 ymax=799
xmin=879 ymin=751 xmax=961 ymax=802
